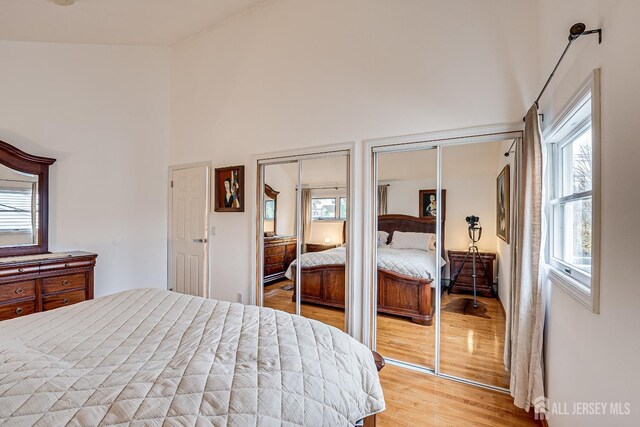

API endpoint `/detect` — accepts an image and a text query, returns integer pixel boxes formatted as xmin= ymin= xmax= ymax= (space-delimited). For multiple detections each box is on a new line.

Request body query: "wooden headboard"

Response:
xmin=378 ymin=214 xmax=445 ymax=258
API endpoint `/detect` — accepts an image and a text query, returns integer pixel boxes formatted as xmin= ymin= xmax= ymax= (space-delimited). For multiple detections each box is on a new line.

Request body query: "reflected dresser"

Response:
xmin=263 ymin=235 xmax=296 ymax=284
xmin=0 ymin=251 xmax=97 ymax=321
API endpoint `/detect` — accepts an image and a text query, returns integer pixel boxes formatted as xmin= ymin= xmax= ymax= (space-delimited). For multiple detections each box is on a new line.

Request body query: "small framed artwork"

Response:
xmin=497 ymin=164 xmax=510 ymax=243
xmin=214 ymin=165 xmax=245 ymax=212
xmin=419 ymin=189 xmax=446 ymax=221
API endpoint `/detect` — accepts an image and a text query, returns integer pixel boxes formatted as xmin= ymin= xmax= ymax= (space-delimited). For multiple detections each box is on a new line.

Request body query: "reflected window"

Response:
xmin=264 ymin=200 xmax=275 ymax=220
xmin=0 ymin=187 xmax=33 ymax=232
xmin=311 ymin=198 xmax=337 ymax=220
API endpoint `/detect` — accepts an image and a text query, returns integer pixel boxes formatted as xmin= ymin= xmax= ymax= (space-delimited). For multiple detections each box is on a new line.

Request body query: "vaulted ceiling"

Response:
xmin=0 ymin=0 xmax=269 ymax=46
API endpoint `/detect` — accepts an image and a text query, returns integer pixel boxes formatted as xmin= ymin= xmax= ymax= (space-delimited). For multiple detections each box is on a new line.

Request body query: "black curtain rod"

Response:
xmin=523 ymin=23 xmax=602 ymax=122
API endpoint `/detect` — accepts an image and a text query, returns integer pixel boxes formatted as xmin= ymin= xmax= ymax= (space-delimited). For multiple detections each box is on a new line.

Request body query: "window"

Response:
xmin=264 ymin=200 xmax=275 ymax=220
xmin=0 ymin=188 xmax=33 ymax=233
xmin=311 ymin=196 xmax=347 ymax=221
xmin=311 ymin=198 xmax=336 ymax=220
xmin=544 ymin=69 xmax=600 ymax=312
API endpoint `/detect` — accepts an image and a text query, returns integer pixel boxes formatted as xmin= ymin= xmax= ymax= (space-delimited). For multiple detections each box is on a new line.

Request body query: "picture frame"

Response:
xmin=419 ymin=189 xmax=446 ymax=221
xmin=214 ymin=165 xmax=245 ymax=213
xmin=496 ymin=164 xmax=510 ymax=243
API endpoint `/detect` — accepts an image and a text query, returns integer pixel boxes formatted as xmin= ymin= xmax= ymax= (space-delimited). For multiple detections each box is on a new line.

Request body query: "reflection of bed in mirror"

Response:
xmin=289 ymin=215 xmax=443 ymax=325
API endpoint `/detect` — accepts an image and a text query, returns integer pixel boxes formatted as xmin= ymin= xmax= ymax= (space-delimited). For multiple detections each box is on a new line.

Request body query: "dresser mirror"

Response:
xmin=263 ymin=184 xmax=278 ymax=236
xmin=0 ymin=140 xmax=55 ymax=256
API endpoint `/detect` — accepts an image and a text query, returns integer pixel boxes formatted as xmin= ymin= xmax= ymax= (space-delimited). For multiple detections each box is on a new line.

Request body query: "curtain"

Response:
xmin=504 ymin=104 xmax=547 ymax=413
xmin=300 ymin=188 xmax=312 ymax=252
xmin=377 ymin=185 xmax=388 ymax=216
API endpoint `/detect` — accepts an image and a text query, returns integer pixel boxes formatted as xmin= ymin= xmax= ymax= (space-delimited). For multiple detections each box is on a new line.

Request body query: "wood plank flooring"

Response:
xmin=378 ymin=365 xmax=538 ymax=426
xmin=264 ymin=281 xmax=509 ymax=388
xmin=264 ymin=281 xmax=536 ymax=426
xmin=264 ymin=281 xmax=538 ymax=427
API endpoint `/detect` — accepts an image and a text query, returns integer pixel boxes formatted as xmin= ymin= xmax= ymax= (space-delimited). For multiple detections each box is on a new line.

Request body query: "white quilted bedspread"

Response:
xmin=0 ymin=289 xmax=384 ymax=426
xmin=287 ymin=246 xmax=441 ymax=284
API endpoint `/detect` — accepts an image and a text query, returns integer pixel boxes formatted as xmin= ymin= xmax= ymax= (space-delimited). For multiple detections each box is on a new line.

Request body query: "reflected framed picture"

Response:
xmin=214 ymin=165 xmax=244 ymax=212
xmin=497 ymin=164 xmax=510 ymax=243
xmin=419 ymin=189 xmax=446 ymax=221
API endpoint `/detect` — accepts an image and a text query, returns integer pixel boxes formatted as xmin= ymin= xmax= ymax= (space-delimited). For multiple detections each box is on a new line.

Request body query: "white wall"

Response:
xmin=0 ymin=41 xmax=171 ymax=297
xmin=170 ymin=0 xmax=537 ymax=302
xmin=536 ymin=1 xmax=640 ymax=426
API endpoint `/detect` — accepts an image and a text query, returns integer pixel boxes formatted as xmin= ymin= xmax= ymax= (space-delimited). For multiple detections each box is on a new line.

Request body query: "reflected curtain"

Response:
xmin=301 ymin=189 xmax=312 ymax=252
xmin=377 ymin=185 xmax=388 ymax=215
xmin=504 ymin=104 xmax=546 ymax=413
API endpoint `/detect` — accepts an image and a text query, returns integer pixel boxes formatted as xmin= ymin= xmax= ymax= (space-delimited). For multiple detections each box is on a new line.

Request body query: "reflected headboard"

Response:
xmin=378 ymin=214 xmax=445 ymax=258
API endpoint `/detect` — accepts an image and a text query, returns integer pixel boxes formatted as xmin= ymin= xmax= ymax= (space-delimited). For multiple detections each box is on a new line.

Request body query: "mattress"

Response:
xmin=286 ymin=246 xmax=441 ymax=284
xmin=0 ymin=288 xmax=385 ymax=426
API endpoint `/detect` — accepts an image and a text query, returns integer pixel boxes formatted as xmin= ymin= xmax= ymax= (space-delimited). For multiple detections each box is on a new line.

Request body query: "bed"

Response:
xmin=288 ymin=215 xmax=443 ymax=326
xmin=0 ymin=288 xmax=385 ymax=426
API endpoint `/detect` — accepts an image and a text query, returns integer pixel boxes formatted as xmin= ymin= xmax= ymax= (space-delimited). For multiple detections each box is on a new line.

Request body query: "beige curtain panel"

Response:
xmin=377 ymin=185 xmax=388 ymax=216
xmin=301 ymin=188 xmax=312 ymax=251
xmin=504 ymin=104 xmax=547 ymax=413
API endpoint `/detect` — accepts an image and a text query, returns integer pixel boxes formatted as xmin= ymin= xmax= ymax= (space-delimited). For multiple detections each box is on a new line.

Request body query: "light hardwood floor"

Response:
xmin=264 ymin=281 xmax=509 ymax=388
xmin=378 ymin=365 xmax=538 ymax=426
xmin=263 ymin=281 xmax=535 ymax=426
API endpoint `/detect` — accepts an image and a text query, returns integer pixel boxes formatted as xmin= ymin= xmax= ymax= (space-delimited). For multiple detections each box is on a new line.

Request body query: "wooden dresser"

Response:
xmin=447 ymin=249 xmax=496 ymax=297
xmin=0 ymin=252 xmax=97 ymax=321
xmin=264 ymin=236 xmax=296 ymax=284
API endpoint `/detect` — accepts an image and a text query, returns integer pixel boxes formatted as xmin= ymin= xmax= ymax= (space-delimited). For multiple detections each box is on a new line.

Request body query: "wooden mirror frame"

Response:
xmin=0 ymin=140 xmax=56 ymax=257
xmin=264 ymin=184 xmax=279 ymax=236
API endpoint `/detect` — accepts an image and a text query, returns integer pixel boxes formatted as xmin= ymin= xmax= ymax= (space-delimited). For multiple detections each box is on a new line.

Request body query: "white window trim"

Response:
xmin=543 ymin=69 xmax=601 ymax=313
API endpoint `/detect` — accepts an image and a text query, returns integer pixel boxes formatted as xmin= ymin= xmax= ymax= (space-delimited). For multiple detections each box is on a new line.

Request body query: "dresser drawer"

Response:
xmin=265 ymin=254 xmax=285 ymax=265
xmin=0 ymin=280 xmax=36 ymax=301
xmin=42 ymin=273 xmax=86 ymax=294
xmin=0 ymin=299 xmax=36 ymax=321
xmin=264 ymin=245 xmax=286 ymax=256
xmin=40 ymin=259 xmax=94 ymax=272
xmin=0 ymin=265 xmax=39 ymax=278
xmin=42 ymin=289 xmax=86 ymax=311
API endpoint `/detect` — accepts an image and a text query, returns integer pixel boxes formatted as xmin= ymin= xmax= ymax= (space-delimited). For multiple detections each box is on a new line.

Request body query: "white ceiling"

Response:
xmin=0 ymin=0 xmax=269 ymax=46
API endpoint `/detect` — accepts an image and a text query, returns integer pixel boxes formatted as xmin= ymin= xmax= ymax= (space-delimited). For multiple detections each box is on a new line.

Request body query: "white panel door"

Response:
xmin=170 ymin=165 xmax=209 ymax=297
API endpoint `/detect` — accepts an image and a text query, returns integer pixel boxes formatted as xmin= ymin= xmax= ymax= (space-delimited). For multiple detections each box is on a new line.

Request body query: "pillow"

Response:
xmin=390 ymin=231 xmax=436 ymax=251
xmin=377 ymin=231 xmax=390 ymax=247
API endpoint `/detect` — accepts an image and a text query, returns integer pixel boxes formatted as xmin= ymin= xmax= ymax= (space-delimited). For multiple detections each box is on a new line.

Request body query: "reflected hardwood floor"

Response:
xmin=265 ymin=281 xmax=509 ymax=388
xmin=378 ymin=365 xmax=537 ymax=426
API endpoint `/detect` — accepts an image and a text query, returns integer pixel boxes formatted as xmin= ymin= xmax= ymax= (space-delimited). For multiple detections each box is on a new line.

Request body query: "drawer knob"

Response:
xmin=18 ymin=268 xmax=24 ymax=273
xmin=15 ymin=288 xmax=24 ymax=294
xmin=65 ymin=263 xmax=70 ymax=267
xmin=62 ymin=280 xmax=69 ymax=286
xmin=62 ymin=298 xmax=70 ymax=305
xmin=15 ymin=307 xmax=23 ymax=315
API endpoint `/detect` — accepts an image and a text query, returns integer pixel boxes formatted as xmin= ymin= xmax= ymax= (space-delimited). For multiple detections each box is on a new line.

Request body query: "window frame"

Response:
xmin=311 ymin=197 xmax=339 ymax=221
xmin=543 ymin=69 xmax=601 ymax=313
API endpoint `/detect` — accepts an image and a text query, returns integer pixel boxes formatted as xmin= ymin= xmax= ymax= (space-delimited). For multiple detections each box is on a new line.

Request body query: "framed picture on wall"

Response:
xmin=496 ymin=164 xmax=510 ymax=243
xmin=419 ymin=189 xmax=446 ymax=221
xmin=214 ymin=165 xmax=245 ymax=212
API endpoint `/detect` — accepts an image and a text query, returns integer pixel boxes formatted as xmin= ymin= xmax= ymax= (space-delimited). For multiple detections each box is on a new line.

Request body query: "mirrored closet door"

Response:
xmin=374 ymin=147 xmax=439 ymax=370
xmin=261 ymin=161 xmax=299 ymax=315
xmin=258 ymin=152 xmax=350 ymax=332
xmin=371 ymin=134 xmax=518 ymax=391
xmin=439 ymin=139 xmax=513 ymax=389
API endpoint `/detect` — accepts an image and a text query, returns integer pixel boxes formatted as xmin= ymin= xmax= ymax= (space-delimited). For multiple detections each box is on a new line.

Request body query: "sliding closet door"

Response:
xmin=260 ymin=161 xmax=299 ymax=315
xmin=439 ymin=140 xmax=512 ymax=389
xmin=374 ymin=147 xmax=438 ymax=369
xmin=298 ymin=155 xmax=348 ymax=331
